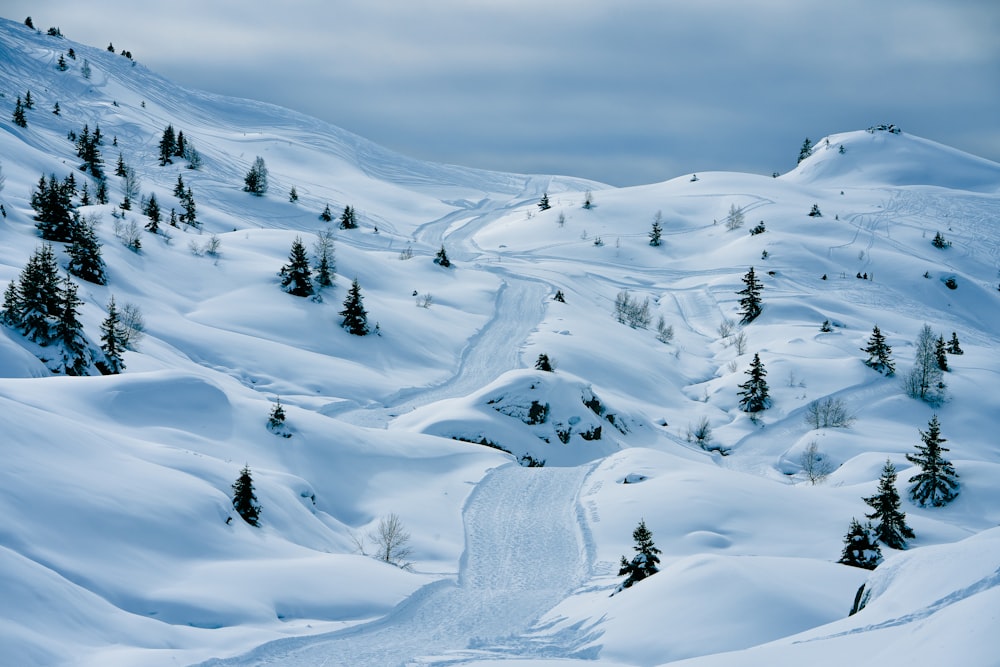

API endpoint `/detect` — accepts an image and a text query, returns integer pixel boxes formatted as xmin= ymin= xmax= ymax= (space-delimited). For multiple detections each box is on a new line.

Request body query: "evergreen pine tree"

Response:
xmin=947 ymin=332 xmax=963 ymax=355
xmin=243 ymin=156 xmax=268 ymax=195
xmin=798 ymin=137 xmax=813 ymax=164
xmin=181 ymin=187 xmax=197 ymax=226
xmin=57 ymin=54 xmax=67 ymax=71
xmin=339 ymin=205 xmax=357 ymax=229
xmin=173 ymin=173 xmax=185 ymax=197
xmin=861 ymin=324 xmax=895 ymax=376
xmin=934 ymin=335 xmax=949 ymax=372
xmin=24 ymin=90 xmax=34 ymax=109
xmin=649 ymin=213 xmax=663 ymax=246
xmin=115 ymin=153 xmax=127 ymax=177
xmin=267 ymin=399 xmax=289 ymax=436
xmin=174 ymin=131 xmax=186 ymax=158
xmin=738 ymin=352 xmax=770 ymax=414
xmin=312 ymin=229 xmax=336 ymax=289
xmin=737 ymin=266 xmax=763 ymax=324
xmin=535 ymin=353 xmax=554 ymax=372
xmin=434 ymin=245 xmax=451 ymax=267
xmin=838 ymin=518 xmax=882 ymax=570
xmin=1 ymin=281 xmax=21 ymax=327
xmin=278 ymin=237 xmax=314 ymax=297
xmin=12 ymin=96 xmax=28 ymax=128
xmin=863 ymin=459 xmax=914 ymax=549
xmin=319 ymin=203 xmax=333 ymax=221
xmin=95 ymin=177 xmax=108 ymax=204
xmin=158 ymin=125 xmax=176 ymax=166
xmin=98 ymin=297 xmax=125 ymax=374
xmin=617 ymin=519 xmax=661 ymax=590
xmin=231 ymin=465 xmax=261 ymax=526
xmin=340 ymin=279 xmax=369 ymax=336
xmin=144 ymin=193 xmax=161 ymax=233
xmin=54 ymin=276 xmax=91 ymax=376
xmin=32 ymin=174 xmax=77 ymax=241
xmin=52 ymin=102 xmax=60 ymax=116
xmin=289 ymin=186 xmax=298 ymax=203
xmin=13 ymin=244 xmax=62 ymax=343
xmin=538 ymin=193 xmax=550 ymax=211
xmin=906 ymin=415 xmax=959 ymax=507
xmin=66 ymin=214 xmax=107 ymax=285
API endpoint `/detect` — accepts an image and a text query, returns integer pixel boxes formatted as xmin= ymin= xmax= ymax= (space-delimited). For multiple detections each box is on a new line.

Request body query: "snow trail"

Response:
xmin=193 ymin=463 xmax=595 ymax=666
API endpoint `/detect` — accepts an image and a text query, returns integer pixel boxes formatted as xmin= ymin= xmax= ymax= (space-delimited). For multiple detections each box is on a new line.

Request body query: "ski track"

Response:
xmin=192 ymin=464 xmax=596 ymax=667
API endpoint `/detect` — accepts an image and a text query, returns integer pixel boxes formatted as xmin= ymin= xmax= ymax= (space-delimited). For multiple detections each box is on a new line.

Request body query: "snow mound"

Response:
xmin=393 ymin=369 xmax=632 ymax=466
xmin=786 ymin=129 xmax=1000 ymax=191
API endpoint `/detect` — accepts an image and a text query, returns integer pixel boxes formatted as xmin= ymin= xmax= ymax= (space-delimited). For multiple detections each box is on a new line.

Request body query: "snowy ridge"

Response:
xmin=1 ymin=16 xmax=999 ymax=667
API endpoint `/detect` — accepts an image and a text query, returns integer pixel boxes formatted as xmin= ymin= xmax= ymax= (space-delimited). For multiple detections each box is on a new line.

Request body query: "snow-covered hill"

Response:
xmin=1 ymin=17 xmax=998 ymax=667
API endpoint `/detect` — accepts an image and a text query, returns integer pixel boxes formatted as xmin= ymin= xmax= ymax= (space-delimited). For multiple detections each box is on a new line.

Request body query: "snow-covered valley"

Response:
xmin=1 ymin=17 xmax=999 ymax=667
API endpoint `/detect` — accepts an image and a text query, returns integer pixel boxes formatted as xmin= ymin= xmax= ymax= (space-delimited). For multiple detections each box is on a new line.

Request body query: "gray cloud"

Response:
xmin=6 ymin=0 xmax=999 ymax=185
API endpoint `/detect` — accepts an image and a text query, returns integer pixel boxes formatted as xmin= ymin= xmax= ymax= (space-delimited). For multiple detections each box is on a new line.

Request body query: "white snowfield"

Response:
xmin=0 ymin=17 xmax=999 ymax=667
xmin=196 ymin=464 xmax=596 ymax=666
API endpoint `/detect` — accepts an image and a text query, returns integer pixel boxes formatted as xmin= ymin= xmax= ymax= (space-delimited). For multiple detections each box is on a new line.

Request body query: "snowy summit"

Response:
xmin=1 ymin=16 xmax=999 ymax=667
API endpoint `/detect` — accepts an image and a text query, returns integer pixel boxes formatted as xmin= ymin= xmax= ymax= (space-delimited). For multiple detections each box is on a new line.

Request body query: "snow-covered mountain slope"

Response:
xmin=1 ymin=16 xmax=999 ymax=667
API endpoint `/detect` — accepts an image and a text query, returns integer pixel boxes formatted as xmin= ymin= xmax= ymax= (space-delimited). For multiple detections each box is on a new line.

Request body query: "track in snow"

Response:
xmin=193 ymin=464 xmax=597 ymax=666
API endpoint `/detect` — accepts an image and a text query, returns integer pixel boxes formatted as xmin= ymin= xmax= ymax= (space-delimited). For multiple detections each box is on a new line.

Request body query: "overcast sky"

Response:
xmin=5 ymin=1 xmax=999 ymax=186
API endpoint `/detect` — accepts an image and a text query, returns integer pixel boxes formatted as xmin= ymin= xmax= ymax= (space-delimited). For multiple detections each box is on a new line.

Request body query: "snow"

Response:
xmin=1 ymin=16 xmax=999 ymax=667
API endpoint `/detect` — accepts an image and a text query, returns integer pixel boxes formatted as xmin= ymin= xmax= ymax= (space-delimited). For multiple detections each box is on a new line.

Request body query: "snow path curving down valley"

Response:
xmin=193 ymin=463 xmax=596 ymax=666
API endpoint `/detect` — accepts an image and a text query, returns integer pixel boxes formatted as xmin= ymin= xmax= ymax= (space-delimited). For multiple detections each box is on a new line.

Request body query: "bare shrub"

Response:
xmin=718 ymin=317 xmax=736 ymax=339
xmin=801 ymin=440 xmax=834 ymax=484
xmin=118 ymin=302 xmax=145 ymax=350
xmin=655 ymin=316 xmax=674 ymax=343
xmin=355 ymin=513 xmax=413 ymax=570
xmin=725 ymin=203 xmax=745 ymax=231
xmin=804 ymin=397 xmax=855 ymax=429
xmin=614 ymin=290 xmax=652 ymax=329
xmin=687 ymin=417 xmax=713 ymax=448
xmin=731 ymin=330 xmax=747 ymax=354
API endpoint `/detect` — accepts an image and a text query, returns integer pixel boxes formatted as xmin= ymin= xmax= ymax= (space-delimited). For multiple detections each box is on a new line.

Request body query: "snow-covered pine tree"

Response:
xmin=434 ymin=245 xmax=451 ymax=267
xmin=278 ymin=237 xmax=314 ymax=297
xmin=243 ymin=156 xmax=268 ymax=195
xmin=319 ymin=204 xmax=333 ymax=222
xmin=861 ymin=324 xmax=895 ymax=376
xmin=737 ymin=266 xmax=763 ymax=324
xmin=158 ymin=125 xmax=176 ymax=166
xmin=947 ymin=332 xmax=963 ymax=355
xmin=906 ymin=415 xmax=959 ymax=507
xmin=538 ymin=193 xmax=550 ymax=211
xmin=267 ymin=398 xmax=290 ymax=437
xmin=340 ymin=279 xmax=370 ymax=336
xmin=7 ymin=244 xmax=62 ymax=343
xmin=617 ymin=519 xmax=661 ymax=590
xmin=934 ymin=335 xmax=949 ymax=372
xmin=54 ymin=276 xmax=91 ymax=376
xmin=798 ymin=137 xmax=813 ymax=164
xmin=738 ymin=353 xmax=770 ymax=414
xmin=12 ymin=96 xmax=28 ymax=127
xmin=339 ymin=205 xmax=357 ymax=229
xmin=534 ymin=354 xmax=554 ymax=372
xmin=144 ymin=193 xmax=161 ymax=233
xmin=649 ymin=211 xmax=663 ymax=246
xmin=231 ymin=466 xmax=261 ymax=526
xmin=838 ymin=518 xmax=882 ymax=570
xmin=32 ymin=174 xmax=76 ymax=242
xmin=98 ymin=296 xmax=126 ymax=375
xmin=863 ymin=459 xmax=914 ymax=549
